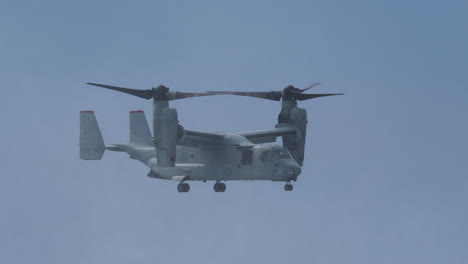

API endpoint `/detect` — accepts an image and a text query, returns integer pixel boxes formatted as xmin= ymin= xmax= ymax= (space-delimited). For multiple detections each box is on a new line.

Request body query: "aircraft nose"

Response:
xmin=277 ymin=159 xmax=302 ymax=178
xmin=290 ymin=162 xmax=302 ymax=177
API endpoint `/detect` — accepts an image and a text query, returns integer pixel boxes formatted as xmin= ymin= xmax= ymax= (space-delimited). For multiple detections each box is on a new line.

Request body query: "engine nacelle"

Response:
xmin=277 ymin=107 xmax=307 ymax=166
xmin=154 ymin=107 xmax=178 ymax=167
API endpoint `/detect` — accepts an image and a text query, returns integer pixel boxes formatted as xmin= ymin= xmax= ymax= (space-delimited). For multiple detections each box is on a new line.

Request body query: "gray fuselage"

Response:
xmin=110 ymin=143 xmax=301 ymax=182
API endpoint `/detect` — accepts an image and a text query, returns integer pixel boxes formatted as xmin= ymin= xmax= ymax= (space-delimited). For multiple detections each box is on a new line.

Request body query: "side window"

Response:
xmin=260 ymin=150 xmax=272 ymax=162
xmin=241 ymin=150 xmax=252 ymax=165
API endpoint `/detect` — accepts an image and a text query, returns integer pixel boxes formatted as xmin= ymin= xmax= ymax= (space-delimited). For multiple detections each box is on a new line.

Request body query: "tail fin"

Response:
xmin=130 ymin=110 xmax=153 ymax=146
xmin=80 ymin=111 xmax=105 ymax=160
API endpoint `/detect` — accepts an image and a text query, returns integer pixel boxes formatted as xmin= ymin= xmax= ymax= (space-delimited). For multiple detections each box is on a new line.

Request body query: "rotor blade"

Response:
xmin=300 ymin=82 xmax=321 ymax=93
xmin=206 ymin=91 xmax=283 ymax=101
xmin=295 ymin=93 xmax=344 ymax=101
xmin=168 ymin=91 xmax=218 ymax=100
xmin=86 ymin=82 xmax=154 ymax=99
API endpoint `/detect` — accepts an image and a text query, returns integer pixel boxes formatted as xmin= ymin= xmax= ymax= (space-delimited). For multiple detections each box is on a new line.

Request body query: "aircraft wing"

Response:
xmin=178 ymin=127 xmax=296 ymax=147
xmin=237 ymin=126 xmax=297 ymax=144
xmin=178 ymin=129 xmax=225 ymax=147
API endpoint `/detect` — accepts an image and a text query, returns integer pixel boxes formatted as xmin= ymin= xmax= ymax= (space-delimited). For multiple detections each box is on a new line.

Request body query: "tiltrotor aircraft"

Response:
xmin=80 ymin=82 xmax=342 ymax=192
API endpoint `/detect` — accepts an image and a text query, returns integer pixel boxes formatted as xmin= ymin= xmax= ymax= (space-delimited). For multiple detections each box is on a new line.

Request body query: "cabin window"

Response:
xmin=241 ymin=150 xmax=252 ymax=165
xmin=260 ymin=150 xmax=272 ymax=162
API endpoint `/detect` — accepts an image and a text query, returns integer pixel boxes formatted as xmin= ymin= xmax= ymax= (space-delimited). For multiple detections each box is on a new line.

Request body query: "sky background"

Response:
xmin=1 ymin=0 xmax=467 ymax=263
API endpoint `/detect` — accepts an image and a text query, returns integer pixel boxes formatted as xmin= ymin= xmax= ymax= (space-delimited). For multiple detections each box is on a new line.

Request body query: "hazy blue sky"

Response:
xmin=1 ymin=0 xmax=467 ymax=263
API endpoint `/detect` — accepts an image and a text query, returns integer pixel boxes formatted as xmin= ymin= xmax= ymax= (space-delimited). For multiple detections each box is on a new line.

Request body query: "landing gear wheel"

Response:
xmin=177 ymin=183 xmax=190 ymax=193
xmin=213 ymin=182 xmax=226 ymax=192
xmin=219 ymin=183 xmax=226 ymax=192
xmin=183 ymin=183 xmax=190 ymax=192
xmin=177 ymin=183 xmax=184 ymax=193
xmin=284 ymin=183 xmax=293 ymax=191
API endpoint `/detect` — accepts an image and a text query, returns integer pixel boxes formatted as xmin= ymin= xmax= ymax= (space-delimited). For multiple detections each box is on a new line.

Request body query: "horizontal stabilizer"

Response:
xmin=80 ymin=111 xmax=105 ymax=160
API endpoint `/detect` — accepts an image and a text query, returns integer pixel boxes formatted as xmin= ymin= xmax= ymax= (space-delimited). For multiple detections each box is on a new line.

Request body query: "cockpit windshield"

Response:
xmin=260 ymin=147 xmax=292 ymax=162
xmin=272 ymin=147 xmax=292 ymax=160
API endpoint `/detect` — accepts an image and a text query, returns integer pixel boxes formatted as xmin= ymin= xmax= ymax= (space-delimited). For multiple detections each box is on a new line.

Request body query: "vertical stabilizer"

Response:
xmin=80 ymin=111 xmax=105 ymax=160
xmin=130 ymin=110 xmax=153 ymax=146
